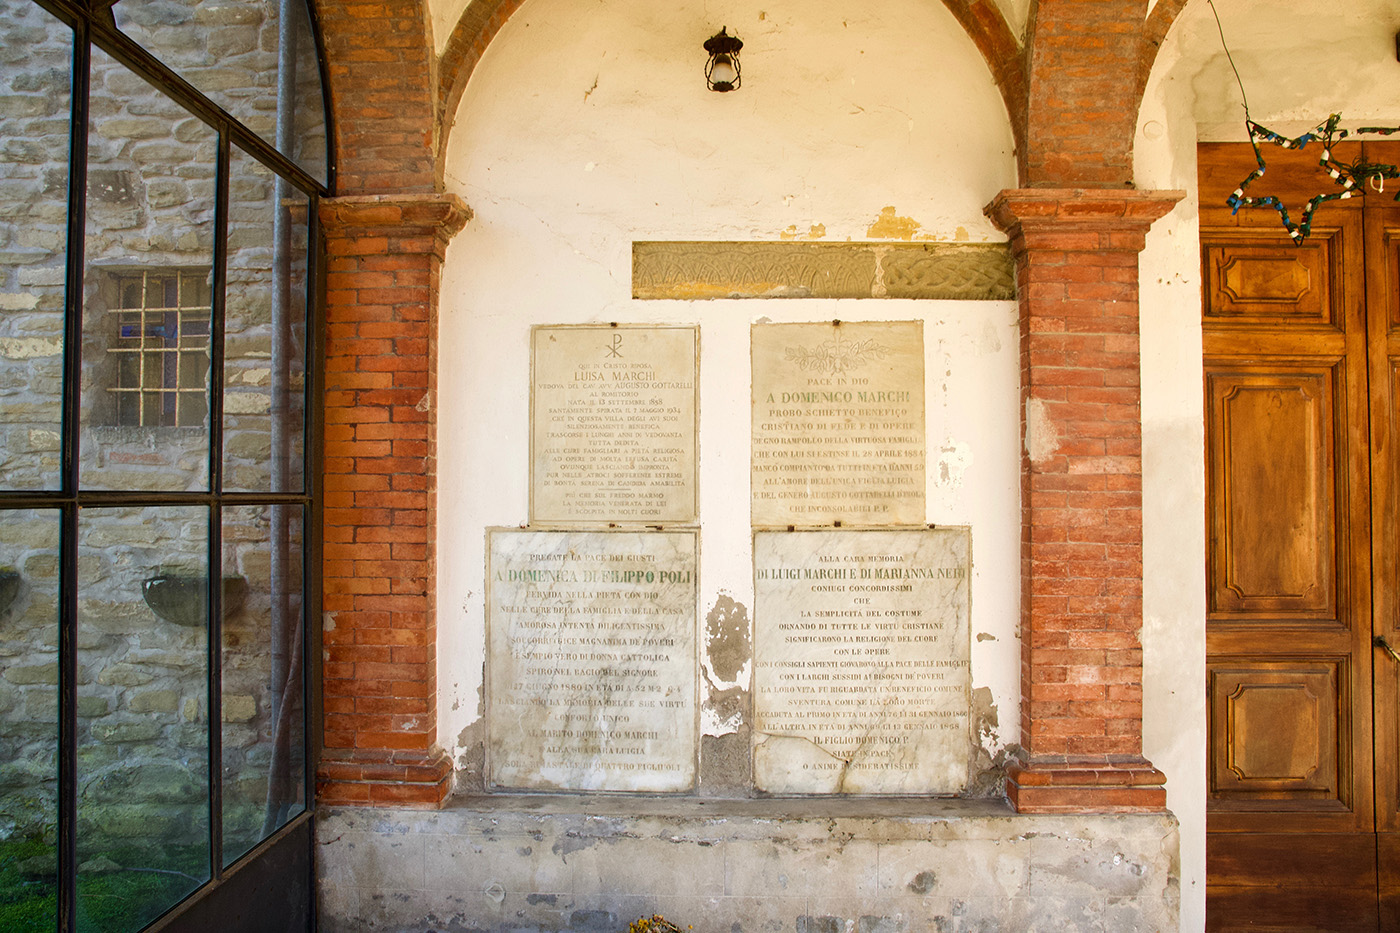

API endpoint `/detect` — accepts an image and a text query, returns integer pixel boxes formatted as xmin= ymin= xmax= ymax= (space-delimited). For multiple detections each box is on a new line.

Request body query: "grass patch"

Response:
xmin=0 ymin=835 xmax=209 ymax=933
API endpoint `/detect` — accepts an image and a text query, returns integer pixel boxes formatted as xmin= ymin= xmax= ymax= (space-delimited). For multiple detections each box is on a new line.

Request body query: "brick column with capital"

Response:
xmin=986 ymin=188 xmax=1182 ymax=813
xmin=316 ymin=193 xmax=471 ymax=807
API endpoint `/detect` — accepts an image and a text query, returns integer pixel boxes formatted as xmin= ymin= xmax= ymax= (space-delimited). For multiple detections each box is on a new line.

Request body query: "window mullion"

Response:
xmin=205 ymin=127 xmax=231 ymax=882
xmin=57 ymin=15 xmax=89 ymax=933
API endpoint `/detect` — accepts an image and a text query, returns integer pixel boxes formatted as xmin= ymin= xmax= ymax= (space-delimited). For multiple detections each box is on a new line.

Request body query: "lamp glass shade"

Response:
xmin=709 ymin=55 xmax=738 ymax=90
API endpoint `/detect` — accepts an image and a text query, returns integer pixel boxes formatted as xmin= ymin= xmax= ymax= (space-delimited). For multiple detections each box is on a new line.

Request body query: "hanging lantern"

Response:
xmin=704 ymin=27 xmax=743 ymax=92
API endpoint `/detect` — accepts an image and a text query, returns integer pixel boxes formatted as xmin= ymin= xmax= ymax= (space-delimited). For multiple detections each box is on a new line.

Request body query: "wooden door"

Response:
xmin=1200 ymin=140 xmax=1400 ymax=930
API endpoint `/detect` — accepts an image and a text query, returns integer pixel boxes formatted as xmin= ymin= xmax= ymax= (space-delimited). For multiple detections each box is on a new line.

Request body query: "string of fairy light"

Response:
xmin=1208 ymin=0 xmax=1400 ymax=242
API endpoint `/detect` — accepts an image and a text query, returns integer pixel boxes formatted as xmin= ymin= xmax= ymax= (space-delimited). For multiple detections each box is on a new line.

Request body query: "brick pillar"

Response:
xmin=316 ymin=193 xmax=471 ymax=806
xmin=985 ymin=188 xmax=1181 ymax=813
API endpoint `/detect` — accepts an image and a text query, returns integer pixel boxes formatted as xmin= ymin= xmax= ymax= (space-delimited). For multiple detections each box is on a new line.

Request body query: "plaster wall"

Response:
xmin=431 ymin=0 xmax=471 ymax=55
xmin=1174 ymin=0 xmax=1400 ymax=140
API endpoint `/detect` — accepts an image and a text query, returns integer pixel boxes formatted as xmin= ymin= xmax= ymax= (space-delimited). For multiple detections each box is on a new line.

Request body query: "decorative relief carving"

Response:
xmin=634 ymin=242 xmax=876 ymax=300
xmin=784 ymin=333 xmax=890 ymax=375
xmin=633 ymin=242 xmax=1013 ymax=301
xmin=879 ymin=244 xmax=1014 ymax=300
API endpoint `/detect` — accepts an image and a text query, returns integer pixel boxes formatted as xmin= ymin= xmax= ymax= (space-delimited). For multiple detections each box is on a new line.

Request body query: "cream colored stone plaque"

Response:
xmin=752 ymin=529 xmax=970 ymax=795
xmin=532 ymin=325 xmax=697 ymax=524
xmin=487 ymin=529 xmax=698 ymax=792
xmin=751 ymin=321 xmax=925 ymax=526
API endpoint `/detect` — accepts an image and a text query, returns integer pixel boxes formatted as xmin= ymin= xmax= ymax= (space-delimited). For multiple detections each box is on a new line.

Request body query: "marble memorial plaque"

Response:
xmin=532 ymin=325 xmax=698 ymax=524
xmin=752 ymin=529 xmax=970 ymax=794
xmin=751 ymin=321 xmax=925 ymax=526
xmin=487 ymin=529 xmax=698 ymax=792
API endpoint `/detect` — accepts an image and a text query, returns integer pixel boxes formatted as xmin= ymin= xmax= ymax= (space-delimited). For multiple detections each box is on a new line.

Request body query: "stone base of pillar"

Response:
xmin=317 ymin=747 xmax=454 ymax=807
xmin=1006 ymin=758 xmax=1167 ymax=813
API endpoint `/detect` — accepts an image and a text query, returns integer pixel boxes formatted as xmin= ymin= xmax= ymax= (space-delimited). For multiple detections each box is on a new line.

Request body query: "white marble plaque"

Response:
xmin=532 ymin=325 xmax=698 ymax=524
xmin=752 ymin=529 xmax=970 ymax=794
xmin=751 ymin=321 xmax=926 ymax=526
xmin=487 ymin=529 xmax=698 ymax=792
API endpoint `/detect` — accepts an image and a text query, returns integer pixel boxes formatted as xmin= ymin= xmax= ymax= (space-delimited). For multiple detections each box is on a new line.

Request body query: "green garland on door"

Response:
xmin=1226 ymin=114 xmax=1400 ymax=244
xmin=1208 ymin=1 xmax=1400 ymax=243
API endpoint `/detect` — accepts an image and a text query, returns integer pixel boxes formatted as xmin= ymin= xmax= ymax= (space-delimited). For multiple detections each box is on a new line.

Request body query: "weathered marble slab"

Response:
xmin=752 ymin=529 xmax=971 ymax=794
xmin=531 ymin=325 xmax=698 ymax=524
xmin=486 ymin=529 xmax=698 ymax=792
xmin=751 ymin=321 xmax=925 ymax=526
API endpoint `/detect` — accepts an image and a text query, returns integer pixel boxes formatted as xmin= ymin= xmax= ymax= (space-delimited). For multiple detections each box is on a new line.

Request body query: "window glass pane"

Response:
xmin=221 ymin=504 xmax=304 ymax=866
xmin=76 ymin=507 xmax=210 ymax=933
xmin=81 ymin=47 xmax=214 ymax=492
xmin=225 ymin=146 xmax=308 ymax=493
xmin=0 ymin=3 xmax=71 ymax=491
xmin=0 ymin=509 xmax=60 ymax=932
xmin=112 ymin=0 xmax=329 ymax=185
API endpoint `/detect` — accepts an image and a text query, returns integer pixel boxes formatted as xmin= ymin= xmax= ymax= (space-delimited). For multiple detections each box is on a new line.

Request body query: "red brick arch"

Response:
xmin=436 ymin=0 xmax=527 ymax=177
xmin=317 ymin=0 xmax=1197 ymax=197
xmin=316 ymin=0 xmax=439 ymax=194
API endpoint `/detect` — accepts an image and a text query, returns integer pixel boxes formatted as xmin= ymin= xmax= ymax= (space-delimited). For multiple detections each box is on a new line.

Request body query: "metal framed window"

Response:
xmin=0 ymin=0 xmax=333 ymax=931
xmin=107 ymin=270 xmax=212 ymax=428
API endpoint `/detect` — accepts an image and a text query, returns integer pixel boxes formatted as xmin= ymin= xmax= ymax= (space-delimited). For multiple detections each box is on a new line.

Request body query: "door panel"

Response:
xmin=1209 ymin=662 xmax=1343 ymax=806
xmin=1203 ymin=240 xmax=1336 ymax=328
xmin=1206 ymin=368 xmax=1339 ymax=619
xmin=1381 ymin=834 xmax=1400 ymax=930
xmin=1208 ymin=831 xmax=1380 ymax=933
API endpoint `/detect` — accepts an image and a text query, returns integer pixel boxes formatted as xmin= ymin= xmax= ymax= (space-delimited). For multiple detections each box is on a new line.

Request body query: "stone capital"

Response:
xmin=985 ymin=188 xmax=1184 ymax=253
xmin=318 ymin=192 xmax=472 ymax=243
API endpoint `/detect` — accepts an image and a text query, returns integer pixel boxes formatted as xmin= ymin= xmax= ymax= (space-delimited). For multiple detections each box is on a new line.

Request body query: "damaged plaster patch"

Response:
xmin=866 ymin=206 xmax=922 ymax=240
xmin=907 ymin=870 xmax=937 ymax=895
xmin=779 ymin=224 xmax=827 ymax=241
xmin=965 ymin=686 xmax=1020 ymax=797
xmin=453 ymin=674 xmax=487 ymax=792
xmin=703 ymin=595 xmax=751 ymax=733
xmin=1024 ymin=397 xmax=1059 ymax=464
xmin=934 ymin=440 xmax=972 ymax=490
xmin=700 ymin=731 xmax=753 ymax=797
xmin=706 ymin=595 xmax=750 ymax=682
